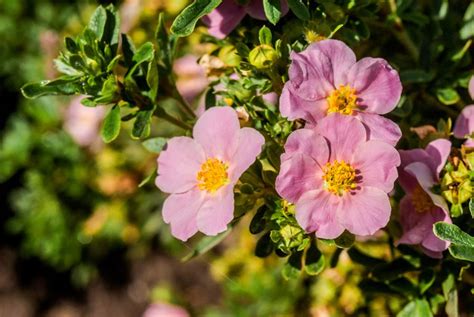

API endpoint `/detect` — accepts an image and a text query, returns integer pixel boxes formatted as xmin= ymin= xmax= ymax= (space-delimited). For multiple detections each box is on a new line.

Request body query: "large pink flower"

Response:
xmin=276 ymin=114 xmax=400 ymax=238
xmin=142 ymin=303 xmax=189 ymax=317
xmin=202 ymin=0 xmax=288 ymax=39
xmin=397 ymin=139 xmax=452 ymax=258
xmin=155 ymin=107 xmax=264 ymax=241
xmin=280 ymin=39 xmax=403 ymax=146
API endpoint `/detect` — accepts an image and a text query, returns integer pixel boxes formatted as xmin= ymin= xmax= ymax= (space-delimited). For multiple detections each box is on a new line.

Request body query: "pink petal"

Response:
xmin=162 ymin=189 xmax=205 ymax=241
xmin=421 ymin=208 xmax=451 ymax=252
xmin=304 ymin=39 xmax=356 ymax=87
xmin=421 ymin=248 xmax=443 ymax=259
xmin=314 ymin=114 xmax=367 ymax=161
xmin=282 ymin=129 xmax=329 ymax=166
xmin=202 ymin=0 xmax=246 ymax=39
xmin=193 ymin=107 xmax=240 ymax=161
xmin=279 ymin=86 xmax=327 ymax=122
xmin=196 ymin=185 xmax=234 ymax=235
xmin=352 ymin=140 xmax=400 ymax=193
xmin=356 ymin=112 xmax=402 ymax=146
xmin=398 ymin=195 xmax=432 ymax=245
xmin=347 ymin=57 xmax=402 ymax=114
xmin=398 ymin=148 xmax=430 ymax=193
xmin=453 ymin=105 xmax=474 ymax=139
xmin=469 ymin=75 xmax=474 ymax=100
xmin=156 ymin=137 xmax=205 ymax=194
xmin=228 ymin=127 xmax=265 ymax=182
xmin=245 ymin=0 xmax=289 ymax=20
xmin=276 ymin=153 xmax=322 ymax=203
xmin=425 ymin=138 xmax=451 ymax=177
xmin=337 ymin=186 xmax=391 ymax=236
xmin=295 ymin=190 xmax=345 ymax=239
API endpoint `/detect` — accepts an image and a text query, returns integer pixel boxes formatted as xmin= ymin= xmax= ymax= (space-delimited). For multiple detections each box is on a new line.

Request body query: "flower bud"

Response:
xmin=249 ymin=44 xmax=278 ymax=69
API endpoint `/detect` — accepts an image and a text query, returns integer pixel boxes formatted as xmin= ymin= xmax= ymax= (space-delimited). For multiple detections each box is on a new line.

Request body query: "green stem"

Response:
xmin=173 ymin=89 xmax=197 ymax=119
xmin=158 ymin=111 xmax=193 ymax=130
xmin=386 ymin=0 xmax=419 ymax=62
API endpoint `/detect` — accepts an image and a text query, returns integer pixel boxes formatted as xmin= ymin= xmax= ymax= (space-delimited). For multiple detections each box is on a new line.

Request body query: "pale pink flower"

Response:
xmin=155 ymin=107 xmax=264 ymax=241
xmin=202 ymin=0 xmax=288 ymax=39
xmin=280 ymin=39 xmax=402 ymax=146
xmin=397 ymin=139 xmax=452 ymax=258
xmin=142 ymin=303 xmax=189 ymax=317
xmin=63 ymin=96 xmax=105 ymax=148
xmin=276 ymin=114 xmax=400 ymax=238
xmin=453 ymin=105 xmax=474 ymax=147
xmin=173 ymin=55 xmax=208 ymax=104
xmin=469 ymin=75 xmax=474 ymax=100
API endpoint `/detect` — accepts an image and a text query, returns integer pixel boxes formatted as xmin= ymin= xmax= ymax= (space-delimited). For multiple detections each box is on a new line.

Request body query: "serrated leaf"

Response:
xmin=182 ymin=229 xmax=231 ymax=261
xmin=263 ymin=0 xmax=282 ymax=25
xmin=21 ymin=77 xmax=80 ymax=99
xmin=287 ymin=0 xmax=310 ymax=20
xmin=171 ymin=0 xmax=223 ymax=37
xmin=433 ymin=222 xmax=474 ymax=247
xmin=101 ymin=105 xmax=121 ymax=143
xmin=142 ymin=137 xmax=168 ymax=153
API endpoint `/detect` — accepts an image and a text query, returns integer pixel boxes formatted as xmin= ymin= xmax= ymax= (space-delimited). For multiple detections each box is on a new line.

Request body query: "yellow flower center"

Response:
xmin=322 ymin=160 xmax=357 ymax=196
xmin=326 ymin=85 xmax=358 ymax=115
xmin=197 ymin=158 xmax=229 ymax=193
xmin=411 ymin=186 xmax=434 ymax=213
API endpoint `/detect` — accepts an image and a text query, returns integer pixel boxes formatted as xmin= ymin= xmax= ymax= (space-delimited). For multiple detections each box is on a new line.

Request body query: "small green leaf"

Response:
xmin=304 ymin=243 xmax=325 ymax=275
xmin=469 ymin=198 xmax=474 ymax=218
xmin=88 ymin=6 xmax=107 ymax=40
xmin=139 ymin=167 xmax=157 ymax=188
xmin=65 ymin=37 xmax=78 ymax=53
xmin=282 ymin=251 xmax=302 ymax=280
xmin=347 ymin=247 xmax=386 ymax=266
xmin=334 ymin=230 xmax=355 ymax=248
xmin=142 ymin=137 xmax=168 ymax=153
xmin=250 ymin=205 xmax=267 ymax=235
xmin=400 ymin=69 xmax=435 ymax=84
xmin=21 ymin=77 xmax=80 ymax=99
xmin=101 ymin=105 xmax=121 ymax=143
xmin=433 ymin=222 xmax=474 ymax=247
xmin=182 ymin=229 xmax=231 ymax=261
xmin=287 ymin=0 xmax=310 ymax=20
xmin=127 ymin=42 xmax=155 ymax=78
xmin=255 ymin=232 xmax=274 ymax=258
xmin=397 ymin=299 xmax=433 ymax=317
xmin=259 ymin=26 xmax=272 ymax=45
xmin=171 ymin=0 xmax=223 ymax=37
xmin=132 ymin=110 xmax=154 ymax=139
xmin=263 ymin=0 xmax=282 ymax=25
xmin=121 ymin=34 xmax=136 ymax=67
xmin=419 ymin=269 xmax=435 ymax=294
xmin=436 ymin=87 xmax=460 ymax=105
xmin=146 ymin=52 xmax=159 ymax=101
xmin=449 ymin=244 xmax=474 ymax=262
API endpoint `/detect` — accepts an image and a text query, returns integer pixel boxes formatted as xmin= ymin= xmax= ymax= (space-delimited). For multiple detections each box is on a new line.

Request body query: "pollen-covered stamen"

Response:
xmin=322 ymin=160 xmax=357 ymax=196
xmin=326 ymin=85 xmax=358 ymax=115
xmin=197 ymin=158 xmax=229 ymax=193
xmin=411 ymin=186 xmax=434 ymax=213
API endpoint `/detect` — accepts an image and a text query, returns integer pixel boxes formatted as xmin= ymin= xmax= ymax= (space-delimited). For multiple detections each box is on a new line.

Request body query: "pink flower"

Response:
xmin=173 ymin=55 xmax=208 ymax=104
xmin=155 ymin=107 xmax=264 ymax=241
xmin=280 ymin=39 xmax=403 ymax=146
xmin=469 ymin=75 xmax=474 ymax=100
xmin=202 ymin=0 xmax=288 ymax=39
xmin=397 ymin=139 xmax=452 ymax=258
xmin=275 ymin=114 xmax=400 ymax=238
xmin=142 ymin=303 xmax=189 ymax=317
xmin=453 ymin=105 xmax=474 ymax=147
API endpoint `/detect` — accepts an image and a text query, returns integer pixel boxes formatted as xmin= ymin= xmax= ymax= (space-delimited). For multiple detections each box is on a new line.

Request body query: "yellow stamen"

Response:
xmin=197 ymin=158 xmax=229 ymax=193
xmin=411 ymin=186 xmax=434 ymax=213
xmin=326 ymin=85 xmax=358 ymax=115
xmin=322 ymin=160 xmax=357 ymax=196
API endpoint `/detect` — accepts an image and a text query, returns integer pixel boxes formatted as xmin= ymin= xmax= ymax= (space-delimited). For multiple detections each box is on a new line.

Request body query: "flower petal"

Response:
xmin=421 ymin=208 xmax=451 ymax=252
xmin=314 ymin=114 xmax=367 ymax=161
xmin=193 ymin=107 xmax=240 ymax=161
xmin=229 ymin=127 xmax=265 ymax=182
xmin=337 ymin=186 xmax=391 ymax=236
xmin=453 ymin=105 xmax=474 ymax=139
xmin=356 ymin=112 xmax=402 ymax=146
xmin=398 ymin=148 xmax=430 ymax=193
xmin=279 ymin=86 xmax=326 ymax=122
xmin=425 ymin=138 xmax=451 ymax=177
xmin=469 ymin=75 xmax=474 ymax=100
xmin=156 ymin=137 xmax=205 ymax=194
xmin=282 ymin=129 xmax=329 ymax=165
xmin=352 ymin=140 xmax=400 ymax=193
xmin=347 ymin=57 xmax=402 ymax=114
xmin=196 ymin=186 xmax=234 ymax=235
xmin=202 ymin=0 xmax=246 ymax=39
xmin=276 ymin=153 xmax=322 ymax=203
xmin=398 ymin=195 xmax=432 ymax=245
xmin=295 ymin=190 xmax=345 ymax=239
xmin=162 ymin=189 xmax=205 ymax=241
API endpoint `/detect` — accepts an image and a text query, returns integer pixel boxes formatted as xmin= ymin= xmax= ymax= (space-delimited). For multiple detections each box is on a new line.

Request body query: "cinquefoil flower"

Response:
xmin=398 ymin=139 xmax=452 ymax=258
xmin=156 ymin=107 xmax=264 ymax=241
xmin=453 ymin=105 xmax=474 ymax=147
xmin=203 ymin=0 xmax=288 ymax=39
xmin=276 ymin=114 xmax=400 ymax=238
xmin=280 ymin=39 xmax=402 ymax=146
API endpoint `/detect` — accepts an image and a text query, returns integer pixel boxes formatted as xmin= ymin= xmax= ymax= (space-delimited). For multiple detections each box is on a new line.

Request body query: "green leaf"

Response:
xmin=88 ymin=6 xmax=107 ymax=40
xmin=371 ymin=258 xmax=416 ymax=281
xmin=449 ymin=245 xmax=474 ymax=262
xmin=101 ymin=105 xmax=121 ymax=143
xmin=171 ymin=0 xmax=223 ymax=37
xmin=121 ymin=34 xmax=136 ymax=67
xmin=397 ymin=299 xmax=433 ymax=317
xmin=138 ymin=167 xmax=157 ymax=188
xmin=182 ymin=229 xmax=231 ymax=261
xmin=334 ymin=230 xmax=355 ymax=248
xmin=132 ymin=110 xmax=154 ymax=139
xmin=142 ymin=137 xmax=168 ymax=153
xmin=255 ymin=232 xmax=274 ymax=258
xmin=282 ymin=251 xmax=302 ymax=280
xmin=347 ymin=247 xmax=386 ymax=266
xmin=443 ymin=274 xmax=459 ymax=317
xmin=259 ymin=26 xmax=272 ymax=45
xmin=436 ymin=87 xmax=460 ymax=105
xmin=433 ymin=222 xmax=474 ymax=247
xmin=263 ymin=0 xmax=282 ymax=25
xmin=146 ymin=52 xmax=159 ymax=101
xmin=419 ymin=269 xmax=435 ymax=294
xmin=127 ymin=42 xmax=155 ymax=78
xmin=21 ymin=77 xmax=80 ymax=99
xmin=65 ymin=37 xmax=78 ymax=53
xmin=249 ymin=205 xmax=267 ymax=235
xmin=469 ymin=198 xmax=474 ymax=218
xmin=304 ymin=243 xmax=325 ymax=275
xmin=287 ymin=0 xmax=310 ymax=20
xmin=103 ymin=5 xmax=120 ymax=49
xmin=400 ymin=69 xmax=435 ymax=84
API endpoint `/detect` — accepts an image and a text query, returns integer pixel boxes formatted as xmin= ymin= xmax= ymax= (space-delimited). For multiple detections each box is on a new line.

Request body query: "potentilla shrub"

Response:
xmin=22 ymin=1 xmax=474 ymax=315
